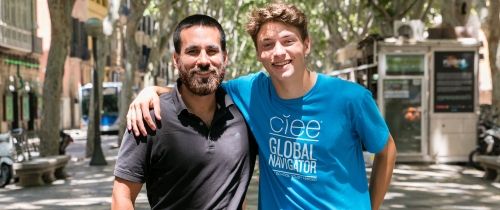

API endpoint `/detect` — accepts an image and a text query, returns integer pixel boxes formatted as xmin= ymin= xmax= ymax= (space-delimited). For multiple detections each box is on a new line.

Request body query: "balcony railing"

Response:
xmin=0 ymin=23 xmax=33 ymax=53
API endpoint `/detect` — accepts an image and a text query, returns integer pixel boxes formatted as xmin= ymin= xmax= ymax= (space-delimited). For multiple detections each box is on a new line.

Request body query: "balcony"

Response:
xmin=0 ymin=23 xmax=33 ymax=53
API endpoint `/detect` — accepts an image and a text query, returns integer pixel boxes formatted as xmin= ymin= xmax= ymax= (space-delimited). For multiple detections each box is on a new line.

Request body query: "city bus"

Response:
xmin=79 ymin=82 xmax=121 ymax=134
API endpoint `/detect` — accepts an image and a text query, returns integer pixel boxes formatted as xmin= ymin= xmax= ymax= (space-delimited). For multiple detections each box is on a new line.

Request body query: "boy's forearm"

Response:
xmin=369 ymin=136 xmax=397 ymax=210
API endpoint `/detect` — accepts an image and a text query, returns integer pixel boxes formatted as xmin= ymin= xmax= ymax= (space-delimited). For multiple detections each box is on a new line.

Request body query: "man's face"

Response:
xmin=174 ymin=26 xmax=227 ymax=96
xmin=255 ymin=21 xmax=310 ymax=81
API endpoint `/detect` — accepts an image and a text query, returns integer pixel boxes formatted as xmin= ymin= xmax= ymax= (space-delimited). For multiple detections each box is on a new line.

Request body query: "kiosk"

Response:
xmin=377 ymin=39 xmax=480 ymax=163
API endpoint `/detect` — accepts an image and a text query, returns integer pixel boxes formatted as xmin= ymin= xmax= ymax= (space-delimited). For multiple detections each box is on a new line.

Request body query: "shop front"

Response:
xmin=1 ymin=58 xmax=40 ymax=133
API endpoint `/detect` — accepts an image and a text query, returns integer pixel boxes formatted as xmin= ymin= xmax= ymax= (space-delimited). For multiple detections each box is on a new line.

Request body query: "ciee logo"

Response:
xmin=269 ymin=115 xmax=321 ymax=139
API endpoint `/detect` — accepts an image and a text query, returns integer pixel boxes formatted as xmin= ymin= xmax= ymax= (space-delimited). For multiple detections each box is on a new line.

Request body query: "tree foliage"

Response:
xmin=112 ymin=0 xmax=498 ymax=114
xmin=133 ymin=0 xmax=443 ymax=77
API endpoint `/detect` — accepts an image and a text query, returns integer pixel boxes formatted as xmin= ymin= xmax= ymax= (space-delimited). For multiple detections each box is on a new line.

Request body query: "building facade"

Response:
xmin=0 ymin=0 xmax=42 ymax=133
xmin=45 ymin=0 xmax=110 ymax=130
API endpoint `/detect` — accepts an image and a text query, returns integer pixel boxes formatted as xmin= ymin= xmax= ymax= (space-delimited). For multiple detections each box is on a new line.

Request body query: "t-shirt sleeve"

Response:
xmin=221 ymin=72 xmax=261 ymax=104
xmin=352 ymin=90 xmax=390 ymax=153
xmin=114 ymin=130 xmax=149 ymax=183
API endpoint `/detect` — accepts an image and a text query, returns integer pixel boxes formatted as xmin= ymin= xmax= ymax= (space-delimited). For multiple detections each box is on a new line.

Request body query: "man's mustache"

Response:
xmin=189 ymin=66 xmax=221 ymax=75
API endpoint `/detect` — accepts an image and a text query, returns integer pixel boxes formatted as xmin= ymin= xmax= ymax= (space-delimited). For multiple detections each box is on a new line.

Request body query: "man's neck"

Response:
xmin=179 ymin=85 xmax=216 ymax=126
xmin=271 ymin=70 xmax=317 ymax=99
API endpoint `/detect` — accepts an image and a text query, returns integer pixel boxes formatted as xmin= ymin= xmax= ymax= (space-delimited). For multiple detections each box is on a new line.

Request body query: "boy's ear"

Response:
xmin=304 ymin=37 xmax=311 ymax=55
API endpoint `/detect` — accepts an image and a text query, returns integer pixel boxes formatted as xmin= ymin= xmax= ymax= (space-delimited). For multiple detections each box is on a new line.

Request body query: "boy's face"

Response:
xmin=174 ymin=26 xmax=227 ymax=95
xmin=255 ymin=21 xmax=310 ymax=82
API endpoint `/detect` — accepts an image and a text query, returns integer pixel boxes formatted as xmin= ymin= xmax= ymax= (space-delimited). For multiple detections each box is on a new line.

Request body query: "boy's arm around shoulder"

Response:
xmin=127 ymin=86 xmax=172 ymax=136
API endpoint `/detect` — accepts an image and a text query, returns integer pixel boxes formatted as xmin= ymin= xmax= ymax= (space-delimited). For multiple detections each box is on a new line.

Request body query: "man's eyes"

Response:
xmin=185 ymin=49 xmax=219 ymax=56
xmin=206 ymin=49 xmax=219 ymax=55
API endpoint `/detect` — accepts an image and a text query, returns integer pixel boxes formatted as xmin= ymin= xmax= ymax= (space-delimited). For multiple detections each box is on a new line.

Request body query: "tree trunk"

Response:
xmin=484 ymin=0 xmax=500 ymax=122
xmin=117 ymin=33 xmax=139 ymax=145
xmin=86 ymin=35 xmax=108 ymax=157
xmin=441 ymin=0 xmax=469 ymax=27
xmin=39 ymin=0 xmax=75 ymax=157
xmin=117 ymin=0 xmax=151 ymax=145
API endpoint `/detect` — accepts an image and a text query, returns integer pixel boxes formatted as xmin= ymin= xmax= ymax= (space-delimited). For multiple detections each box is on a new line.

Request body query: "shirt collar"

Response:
xmin=172 ymin=79 xmax=232 ymax=116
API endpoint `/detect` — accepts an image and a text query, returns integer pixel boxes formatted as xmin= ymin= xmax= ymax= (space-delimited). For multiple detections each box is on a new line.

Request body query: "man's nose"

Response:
xmin=197 ymin=51 xmax=210 ymax=68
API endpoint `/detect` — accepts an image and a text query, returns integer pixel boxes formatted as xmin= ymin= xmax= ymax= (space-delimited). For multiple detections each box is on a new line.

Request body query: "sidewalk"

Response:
xmin=1 ymin=134 xmax=500 ymax=209
xmin=0 ymin=135 xmax=150 ymax=210
xmin=380 ymin=164 xmax=500 ymax=210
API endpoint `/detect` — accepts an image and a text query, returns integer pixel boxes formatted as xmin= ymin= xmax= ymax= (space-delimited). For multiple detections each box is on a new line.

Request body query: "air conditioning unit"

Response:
xmin=394 ymin=20 xmax=425 ymax=41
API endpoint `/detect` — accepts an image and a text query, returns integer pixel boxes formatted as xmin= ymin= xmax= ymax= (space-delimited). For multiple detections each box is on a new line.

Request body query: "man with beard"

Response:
xmin=111 ymin=14 xmax=256 ymax=210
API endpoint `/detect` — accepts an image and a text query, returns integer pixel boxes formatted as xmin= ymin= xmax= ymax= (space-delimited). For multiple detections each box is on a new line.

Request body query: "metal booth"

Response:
xmin=377 ymin=39 xmax=481 ymax=163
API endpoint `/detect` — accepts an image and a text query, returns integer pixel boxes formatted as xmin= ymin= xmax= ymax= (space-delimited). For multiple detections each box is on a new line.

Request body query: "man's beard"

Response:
xmin=179 ymin=65 xmax=225 ymax=96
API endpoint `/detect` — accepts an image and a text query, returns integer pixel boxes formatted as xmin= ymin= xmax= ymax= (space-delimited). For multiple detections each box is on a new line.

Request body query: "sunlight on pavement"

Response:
xmin=70 ymin=175 xmax=115 ymax=185
xmin=439 ymin=206 xmax=492 ymax=210
xmin=33 ymin=197 xmax=111 ymax=206
xmin=392 ymin=181 xmax=486 ymax=190
xmin=0 ymin=196 xmax=15 ymax=202
xmin=4 ymin=203 xmax=42 ymax=209
xmin=393 ymin=168 xmax=460 ymax=178
xmin=388 ymin=204 xmax=406 ymax=209
xmin=383 ymin=192 xmax=405 ymax=199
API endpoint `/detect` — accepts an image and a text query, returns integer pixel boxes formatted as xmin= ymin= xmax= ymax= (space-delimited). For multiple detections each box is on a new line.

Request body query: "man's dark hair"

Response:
xmin=173 ymin=14 xmax=226 ymax=54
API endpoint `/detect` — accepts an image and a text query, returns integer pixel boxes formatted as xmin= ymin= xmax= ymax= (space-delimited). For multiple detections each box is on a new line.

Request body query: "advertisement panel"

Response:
xmin=434 ymin=51 xmax=475 ymax=113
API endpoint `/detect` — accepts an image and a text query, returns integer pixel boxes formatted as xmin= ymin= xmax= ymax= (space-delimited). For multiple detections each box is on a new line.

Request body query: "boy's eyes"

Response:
xmin=284 ymin=39 xmax=294 ymax=45
xmin=260 ymin=39 xmax=296 ymax=49
xmin=263 ymin=43 xmax=273 ymax=48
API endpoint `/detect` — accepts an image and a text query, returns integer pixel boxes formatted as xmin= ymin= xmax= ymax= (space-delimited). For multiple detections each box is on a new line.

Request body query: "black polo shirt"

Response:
xmin=114 ymin=85 xmax=257 ymax=210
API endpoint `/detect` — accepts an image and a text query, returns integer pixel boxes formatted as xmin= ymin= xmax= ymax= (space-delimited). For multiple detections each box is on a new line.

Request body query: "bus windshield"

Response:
xmin=80 ymin=82 xmax=121 ymax=133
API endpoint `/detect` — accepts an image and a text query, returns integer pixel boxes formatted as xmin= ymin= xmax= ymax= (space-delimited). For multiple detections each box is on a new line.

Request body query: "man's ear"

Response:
xmin=172 ymin=53 xmax=179 ymax=69
xmin=223 ymin=51 xmax=229 ymax=66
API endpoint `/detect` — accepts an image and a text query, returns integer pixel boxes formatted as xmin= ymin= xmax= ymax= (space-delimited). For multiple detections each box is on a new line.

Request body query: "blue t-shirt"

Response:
xmin=223 ymin=72 xmax=389 ymax=209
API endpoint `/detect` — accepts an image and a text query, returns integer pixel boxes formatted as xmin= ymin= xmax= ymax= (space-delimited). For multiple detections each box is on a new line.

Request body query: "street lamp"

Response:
xmin=85 ymin=18 xmax=107 ymax=166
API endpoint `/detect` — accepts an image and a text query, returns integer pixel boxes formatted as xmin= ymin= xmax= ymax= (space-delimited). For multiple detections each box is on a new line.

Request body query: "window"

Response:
xmin=386 ymin=54 xmax=425 ymax=76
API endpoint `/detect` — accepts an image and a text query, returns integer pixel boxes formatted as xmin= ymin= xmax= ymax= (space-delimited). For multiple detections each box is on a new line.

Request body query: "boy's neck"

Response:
xmin=271 ymin=70 xmax=317 ymax=99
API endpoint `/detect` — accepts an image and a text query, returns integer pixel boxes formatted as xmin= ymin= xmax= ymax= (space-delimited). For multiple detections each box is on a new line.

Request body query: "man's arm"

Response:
xmin=111 ymin=177 xmax=143 ymax=210
xmin=369 ymin=135 xmax=397 ymax=210
xmin=127 ymin=86 xmax=172 ymax=136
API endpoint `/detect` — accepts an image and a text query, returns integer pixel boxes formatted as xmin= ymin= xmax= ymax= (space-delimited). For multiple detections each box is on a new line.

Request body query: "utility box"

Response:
xmin=377 ymin=39 xmax=480 ymax=163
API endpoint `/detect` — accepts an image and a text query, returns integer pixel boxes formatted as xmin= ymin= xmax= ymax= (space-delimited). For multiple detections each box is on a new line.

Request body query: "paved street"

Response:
xmin=1 ymin=133 xmax=500 ymax=209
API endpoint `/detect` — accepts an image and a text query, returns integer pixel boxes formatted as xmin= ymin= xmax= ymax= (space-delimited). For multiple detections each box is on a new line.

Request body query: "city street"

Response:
xmin=0 ymin=133 xmax=499 ymax=210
